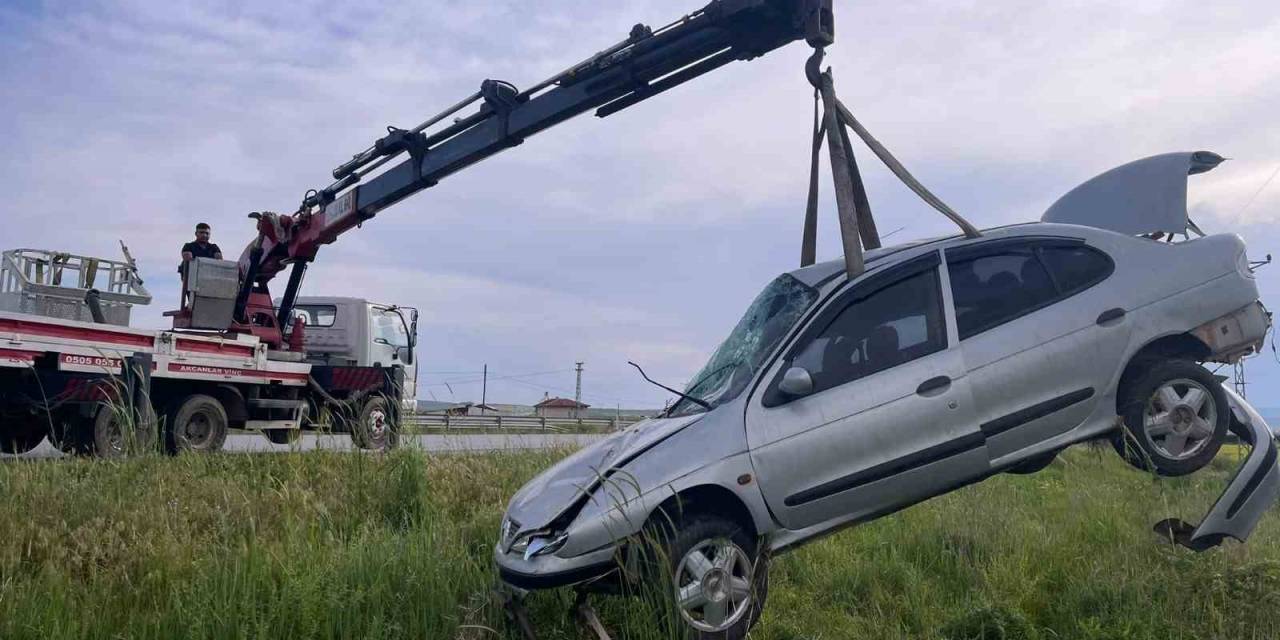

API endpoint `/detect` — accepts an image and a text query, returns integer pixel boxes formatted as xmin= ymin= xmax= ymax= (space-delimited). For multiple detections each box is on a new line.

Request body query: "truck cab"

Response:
xmin=288 ymin=297 xmax=419 ymax=411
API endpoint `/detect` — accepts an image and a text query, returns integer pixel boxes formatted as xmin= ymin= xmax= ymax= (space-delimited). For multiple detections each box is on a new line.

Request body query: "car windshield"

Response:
xmin=668 ymin=273 xmax=819 ymax=417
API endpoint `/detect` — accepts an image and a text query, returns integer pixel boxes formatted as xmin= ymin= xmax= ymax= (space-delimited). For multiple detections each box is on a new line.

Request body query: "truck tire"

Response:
xmin=1111 ymin=359 xmax=1228 ymax=477
xmin=351 ymin=395 xmax=398 ymax=450
xmin=0 ymin=414 xmax=48 ymax=455
xmin=92 ymin=402 xmax=158 ymax=457
xmin=166 ymin=394 xmax=229 ymax=454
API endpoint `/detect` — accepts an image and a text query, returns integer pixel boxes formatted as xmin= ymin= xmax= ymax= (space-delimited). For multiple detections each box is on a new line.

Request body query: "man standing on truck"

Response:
xmin=179 ymin=222 xmax=223 ymax=277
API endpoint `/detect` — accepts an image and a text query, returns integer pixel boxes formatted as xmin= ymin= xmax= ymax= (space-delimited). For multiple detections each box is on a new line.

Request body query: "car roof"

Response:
xmin=786 ymin=221 xmax=1124 ymax=286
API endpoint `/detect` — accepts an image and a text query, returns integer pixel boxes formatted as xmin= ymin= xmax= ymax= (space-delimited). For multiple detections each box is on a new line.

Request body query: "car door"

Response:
xmin=945 ymin=237 xmax=1130 ymax=463
xmin=744 ymin=251 xmax=987 ymax=531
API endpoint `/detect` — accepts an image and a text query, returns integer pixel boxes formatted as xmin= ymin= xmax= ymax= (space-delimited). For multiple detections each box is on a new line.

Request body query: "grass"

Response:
xmin=0 ymin=446 xmax=1278 ymax=639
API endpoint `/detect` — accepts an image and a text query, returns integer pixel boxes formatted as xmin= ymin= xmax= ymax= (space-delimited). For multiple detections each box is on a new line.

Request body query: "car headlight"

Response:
xmin=510 ymin=530 xmax=570 ymax=561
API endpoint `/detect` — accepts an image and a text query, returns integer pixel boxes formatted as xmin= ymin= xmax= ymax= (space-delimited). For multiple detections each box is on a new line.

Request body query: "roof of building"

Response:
xmin=535 ymin=397 xmax=590 ymax=409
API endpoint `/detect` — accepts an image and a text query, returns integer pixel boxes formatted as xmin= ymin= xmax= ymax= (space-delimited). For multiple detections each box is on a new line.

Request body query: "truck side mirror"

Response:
xmin=778 ymin=366 xmax=814 ymax=397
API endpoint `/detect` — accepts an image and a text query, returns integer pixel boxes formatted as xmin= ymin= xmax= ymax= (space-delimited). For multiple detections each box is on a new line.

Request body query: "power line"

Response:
xmin=421 ymin=368 xmax=574 ymax=387
xmin=1238 ymin=163 xmax=1280 ymax=218
xmin=498 ymin=376 xmax=635 ymax=406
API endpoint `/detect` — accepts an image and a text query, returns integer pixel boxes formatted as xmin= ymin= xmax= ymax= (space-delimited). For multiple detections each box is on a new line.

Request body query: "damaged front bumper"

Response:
xmin=1155 ymin=385 xmax=1280 ymax=550
xmin=494 ymin=542 xmax=619 ymax=591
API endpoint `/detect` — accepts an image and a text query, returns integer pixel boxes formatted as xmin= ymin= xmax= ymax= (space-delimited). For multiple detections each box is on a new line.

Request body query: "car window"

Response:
xmin=790 ymin=269 xmax=945 ymax=395
xmin=949 ymin=250 xmax=1057 ymax=340
xmin=1038 ymin=245 xmax=1113 ymax=294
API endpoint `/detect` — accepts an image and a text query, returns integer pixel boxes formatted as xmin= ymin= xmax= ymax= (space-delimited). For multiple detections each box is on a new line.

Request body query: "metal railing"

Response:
xmin=406 ymin=413 xmax=645 ymax=433
xmin=0 ymin=248 xmax=151 ymax=326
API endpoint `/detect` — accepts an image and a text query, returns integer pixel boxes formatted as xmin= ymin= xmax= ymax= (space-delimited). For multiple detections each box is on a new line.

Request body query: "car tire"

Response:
xmin=0 ymin=413 xmax=48 ymax=455
xmin=351 ymin=395 xmax=398 ymax=450
xmin=165 ymin=394 xmax=229 ymax=454
xmin=92 ymin=401 xmax=158 ymax=457
xmin=1112 ymin=359 xmax=1228 ymax=477
xmin=646 ymin=513 xmax=769 ymax=640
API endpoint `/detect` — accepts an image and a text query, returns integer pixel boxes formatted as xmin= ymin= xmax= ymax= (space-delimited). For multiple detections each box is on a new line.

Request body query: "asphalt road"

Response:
xmin=6 ymin=432 xmax=607 ymax=459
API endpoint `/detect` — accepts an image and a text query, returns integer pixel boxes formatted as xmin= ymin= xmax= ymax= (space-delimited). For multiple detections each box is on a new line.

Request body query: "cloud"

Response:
xmin=3 ymin=0 xmax=1280 ymax=405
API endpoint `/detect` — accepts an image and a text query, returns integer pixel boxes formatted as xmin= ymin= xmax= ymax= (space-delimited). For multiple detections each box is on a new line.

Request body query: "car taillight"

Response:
xmin=1238 ymin=250 xmax=1255 ymax=279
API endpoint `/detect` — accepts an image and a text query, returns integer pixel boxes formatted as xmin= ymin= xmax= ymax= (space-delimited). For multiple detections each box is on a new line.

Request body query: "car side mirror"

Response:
xmin=778 ymin=366 xmax=814 ymax=397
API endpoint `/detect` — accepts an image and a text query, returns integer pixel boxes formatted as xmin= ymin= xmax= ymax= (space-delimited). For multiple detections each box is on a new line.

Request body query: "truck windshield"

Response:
xmin=371 ymin=307 xmax=410 ymax=348
xmin=668 ymin=273 xmax=818 ymax=417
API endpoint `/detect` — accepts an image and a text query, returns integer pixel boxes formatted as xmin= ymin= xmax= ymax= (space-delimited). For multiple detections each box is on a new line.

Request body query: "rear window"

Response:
xmin=293 ymin=305 xmax=336 ymax=327
xmin=1038 ymin=245 xmax=1113 ymax=294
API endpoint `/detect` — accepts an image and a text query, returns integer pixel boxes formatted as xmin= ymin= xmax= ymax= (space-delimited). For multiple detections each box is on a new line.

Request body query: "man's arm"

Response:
xmin=212 ymin=244 xmax=223 ymax=260
xmin=181 ymin=242 xmax=194 ymax=262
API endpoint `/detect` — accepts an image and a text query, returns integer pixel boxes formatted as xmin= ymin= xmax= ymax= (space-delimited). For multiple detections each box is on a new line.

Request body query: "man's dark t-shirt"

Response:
xmin=179 ymin=241 xmax=223 ymax=274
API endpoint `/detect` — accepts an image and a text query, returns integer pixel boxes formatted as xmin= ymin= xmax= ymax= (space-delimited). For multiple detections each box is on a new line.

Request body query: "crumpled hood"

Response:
xmin=504 ymin=413 xmax=704 ymax=533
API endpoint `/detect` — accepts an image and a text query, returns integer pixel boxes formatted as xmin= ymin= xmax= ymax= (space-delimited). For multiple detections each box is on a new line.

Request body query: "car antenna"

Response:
xmin=627 ymin=361 xmax=711 ymax=411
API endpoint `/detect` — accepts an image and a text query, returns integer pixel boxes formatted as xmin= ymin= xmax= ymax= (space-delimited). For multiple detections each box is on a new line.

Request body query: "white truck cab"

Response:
xmin=288 ymin=297 xmax=419 ymax=412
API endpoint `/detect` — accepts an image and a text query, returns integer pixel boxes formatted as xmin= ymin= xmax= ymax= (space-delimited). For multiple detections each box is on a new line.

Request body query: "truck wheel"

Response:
xmin=263 ymin=429 xmax=302 ymax=445
xmin=0 ymin=414 xmax=48 ymax=455
xmin=1112 ymin=359 xmax=1228 ymax=477
xmin=92 ymin=402 xmax=158 ymax=457
xmin=166 ymin=394 xmax=229 ymax=454
xmin=351 ymin=395 xmax=398 ymax=450
xmin=646 ymin=513 xmax=769 ymax=640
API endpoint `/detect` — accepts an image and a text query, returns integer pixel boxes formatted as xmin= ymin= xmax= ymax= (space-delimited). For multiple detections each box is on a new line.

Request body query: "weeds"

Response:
xmin=0 ymin=448 xmax=1276 ymax=639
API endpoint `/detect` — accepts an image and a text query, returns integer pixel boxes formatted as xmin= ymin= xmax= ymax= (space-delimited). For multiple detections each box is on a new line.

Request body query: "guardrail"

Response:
xmin=406 ymin=413 xmax=644 ymax=433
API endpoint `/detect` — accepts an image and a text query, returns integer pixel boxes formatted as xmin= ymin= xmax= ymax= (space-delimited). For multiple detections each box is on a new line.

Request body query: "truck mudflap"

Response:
xmin=1153 ymin=385 xmax=1280 ymax=550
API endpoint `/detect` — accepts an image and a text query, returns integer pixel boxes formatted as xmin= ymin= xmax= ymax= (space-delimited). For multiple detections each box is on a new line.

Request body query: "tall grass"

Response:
xmin=0 ymin=447 xmax=1277 ymax=639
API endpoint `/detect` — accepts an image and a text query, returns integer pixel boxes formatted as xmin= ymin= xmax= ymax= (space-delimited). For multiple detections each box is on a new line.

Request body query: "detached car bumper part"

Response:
xmin=1155 ymin=386 xmax=1280 ymax=550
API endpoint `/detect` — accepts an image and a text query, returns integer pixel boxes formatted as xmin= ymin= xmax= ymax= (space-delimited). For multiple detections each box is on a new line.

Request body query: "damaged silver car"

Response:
xmin=495 ymin=152 xmax=1278 ymax=639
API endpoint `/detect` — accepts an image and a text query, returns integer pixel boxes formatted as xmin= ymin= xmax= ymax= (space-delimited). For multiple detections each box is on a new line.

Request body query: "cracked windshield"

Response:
xmin=669 ymin=273 xmax=819 ymax=416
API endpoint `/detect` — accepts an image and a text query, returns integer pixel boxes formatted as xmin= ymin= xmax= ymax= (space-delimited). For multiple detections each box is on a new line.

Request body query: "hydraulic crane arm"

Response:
xmin=212 ymin=0 xmax=833 ymax=348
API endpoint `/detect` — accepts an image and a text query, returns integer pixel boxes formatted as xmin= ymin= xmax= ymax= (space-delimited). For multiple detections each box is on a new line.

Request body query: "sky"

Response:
xmin=2 ymin=0 xmax=1279 ymax=410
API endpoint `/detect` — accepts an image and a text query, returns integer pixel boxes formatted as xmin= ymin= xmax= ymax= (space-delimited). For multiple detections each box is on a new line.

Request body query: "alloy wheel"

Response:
xmin=673 ymin=537 xmax=754 ymax=633
xmin=1143 ymin=378 xmax=1217 ymax=461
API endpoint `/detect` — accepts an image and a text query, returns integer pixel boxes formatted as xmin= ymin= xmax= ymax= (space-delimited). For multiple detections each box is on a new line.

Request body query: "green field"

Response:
xmin=1 ymin=446 xmax=1278 ymax=639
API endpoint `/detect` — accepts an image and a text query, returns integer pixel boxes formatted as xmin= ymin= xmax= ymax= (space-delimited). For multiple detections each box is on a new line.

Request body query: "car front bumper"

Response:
xmin=493 ymin=542 xmax=620 ymax=590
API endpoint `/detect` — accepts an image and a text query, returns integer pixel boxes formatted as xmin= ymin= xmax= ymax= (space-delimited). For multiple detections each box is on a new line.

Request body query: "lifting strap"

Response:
xmin=801 ymin=50 xmax=980 ymax=279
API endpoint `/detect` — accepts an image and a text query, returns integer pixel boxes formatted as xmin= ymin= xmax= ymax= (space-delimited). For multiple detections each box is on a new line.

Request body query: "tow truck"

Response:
xmin=0 ymin=247 xmax=417 ymax=455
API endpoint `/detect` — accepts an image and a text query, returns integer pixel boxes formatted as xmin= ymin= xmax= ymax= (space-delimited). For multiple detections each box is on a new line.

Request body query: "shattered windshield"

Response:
xmin=668 ymin=274 xmax=818 ymax=417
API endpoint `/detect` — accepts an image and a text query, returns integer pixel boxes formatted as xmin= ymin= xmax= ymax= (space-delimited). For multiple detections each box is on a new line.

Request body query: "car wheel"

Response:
xmin=1112 ymin=359 xmax=1228 ymax=476
xmin=0 ymin=413 xmax=48 ymax=455
xmin=351 ymin=395 xmax=398 ymax=450
xmin=92 ymin=401 xmax=158 ymax=457
xmin=166 ymin=394 xmax=229 ymax=454
xmin=648 ymin=513 xmax=769 ymax=640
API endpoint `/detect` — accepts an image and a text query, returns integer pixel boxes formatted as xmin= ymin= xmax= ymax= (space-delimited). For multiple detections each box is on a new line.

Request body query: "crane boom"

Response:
xmin=179 ymin=0 xmax=834 ymax=349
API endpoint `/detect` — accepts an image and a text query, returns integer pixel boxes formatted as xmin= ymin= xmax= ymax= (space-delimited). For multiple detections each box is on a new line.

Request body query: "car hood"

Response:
xmin=1042 ymin=150 xmax=1224 ymax=235
xmin=504 ymin=413 xmax=705 ymax=533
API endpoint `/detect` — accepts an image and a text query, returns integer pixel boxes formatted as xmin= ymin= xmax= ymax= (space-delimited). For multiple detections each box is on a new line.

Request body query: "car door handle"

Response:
xmin=916 ymin=376 xmax=951 ymax=396
xmin=1096 ymin=307 xmax=1126 ymax=325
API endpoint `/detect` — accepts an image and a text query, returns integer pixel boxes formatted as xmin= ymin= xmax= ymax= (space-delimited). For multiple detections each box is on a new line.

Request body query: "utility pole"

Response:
xmin=574 ymin=362 xmax=584 ymax=418
xmin=481 ymin=364 xmax=488 ymax=415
